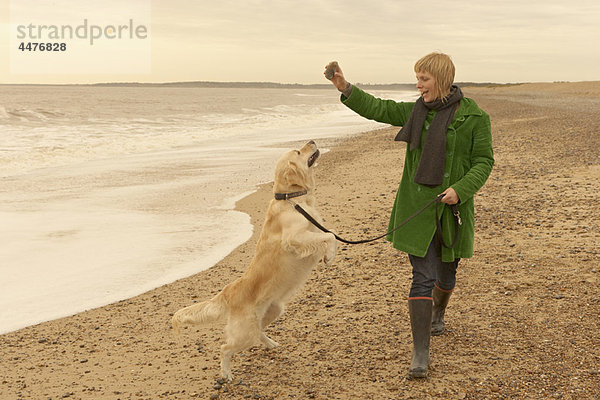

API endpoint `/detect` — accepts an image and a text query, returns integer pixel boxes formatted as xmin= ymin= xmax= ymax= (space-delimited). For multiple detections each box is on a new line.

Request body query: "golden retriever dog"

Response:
xmin=171 ymin=140 xmax=337 ymax=381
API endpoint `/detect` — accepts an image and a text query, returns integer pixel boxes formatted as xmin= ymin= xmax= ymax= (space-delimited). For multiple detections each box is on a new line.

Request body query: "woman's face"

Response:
xmin=416 ymin=71 xmax=438 ymax=102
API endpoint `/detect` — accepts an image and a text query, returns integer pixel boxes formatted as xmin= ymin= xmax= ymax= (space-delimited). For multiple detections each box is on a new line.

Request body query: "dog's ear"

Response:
xmin=284 ymin=160 xmax=305 ymax=187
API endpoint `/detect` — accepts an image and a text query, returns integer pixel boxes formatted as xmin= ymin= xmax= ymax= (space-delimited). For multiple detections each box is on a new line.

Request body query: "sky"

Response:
xmin=1 ymin=0 xmax=599 ymax=85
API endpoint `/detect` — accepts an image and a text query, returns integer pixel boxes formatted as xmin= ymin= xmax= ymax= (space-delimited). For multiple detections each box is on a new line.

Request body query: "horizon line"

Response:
xmin=0 ymin=80 xmax=535 ymax=88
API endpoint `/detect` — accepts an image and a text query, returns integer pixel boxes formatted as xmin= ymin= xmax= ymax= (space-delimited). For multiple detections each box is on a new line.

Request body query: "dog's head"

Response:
xmin=274 ymin=140 xmax=320 ymax=194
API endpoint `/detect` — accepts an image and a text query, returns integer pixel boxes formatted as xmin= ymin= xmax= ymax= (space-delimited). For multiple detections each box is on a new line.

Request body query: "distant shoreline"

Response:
xmin=0 ymin=80 xmax=516 ymax=90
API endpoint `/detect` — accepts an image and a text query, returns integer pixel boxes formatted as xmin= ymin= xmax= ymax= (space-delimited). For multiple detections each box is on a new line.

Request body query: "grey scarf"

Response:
xmin=394 ymin=85 xmax=463 ymax=187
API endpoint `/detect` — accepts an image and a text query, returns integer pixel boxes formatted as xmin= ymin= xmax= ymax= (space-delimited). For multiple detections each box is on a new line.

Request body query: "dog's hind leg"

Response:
xmin=220 ymin=342 xmax=238 ymax=382
xmin=259 ymin=303 xmax=283 ymax=349
xmin=220 ymin=314 xmax=260 ymax=381
xmin=262 ymin=302 xmax=284 ymax=327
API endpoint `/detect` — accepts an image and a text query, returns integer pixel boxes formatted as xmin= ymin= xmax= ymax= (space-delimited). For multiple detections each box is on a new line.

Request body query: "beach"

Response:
xmin=1 ymin=82 xmax=599 ymax=399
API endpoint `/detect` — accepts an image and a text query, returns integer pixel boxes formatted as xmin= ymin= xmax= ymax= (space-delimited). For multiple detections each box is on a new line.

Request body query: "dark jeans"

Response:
xmin=408 ymin=239 xmax=459 ymax=298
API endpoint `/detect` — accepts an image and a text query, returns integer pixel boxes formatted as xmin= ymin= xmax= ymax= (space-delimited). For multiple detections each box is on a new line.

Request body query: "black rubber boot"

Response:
xmin=431 ymin=286 xmax=453 ymax=336
xmin=408 ymin=298 xmax=433 ymax=379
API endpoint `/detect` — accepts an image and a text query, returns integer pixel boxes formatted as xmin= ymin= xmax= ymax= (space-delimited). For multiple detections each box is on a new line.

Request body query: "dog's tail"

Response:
xmin=171 ymin=293 xmax=228 ymax=334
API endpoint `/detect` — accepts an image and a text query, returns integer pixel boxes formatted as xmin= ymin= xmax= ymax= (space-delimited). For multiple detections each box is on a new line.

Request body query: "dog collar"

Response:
xmin=274 ymin=190 xmax=307 ymax=200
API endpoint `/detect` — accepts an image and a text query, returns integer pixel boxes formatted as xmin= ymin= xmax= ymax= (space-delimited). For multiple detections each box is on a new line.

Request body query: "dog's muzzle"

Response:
xmin=308 ymin=149 xmax=320 ymax=167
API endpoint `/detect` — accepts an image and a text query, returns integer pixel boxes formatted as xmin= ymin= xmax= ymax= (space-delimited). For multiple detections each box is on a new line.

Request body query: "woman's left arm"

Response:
xmin=450 ymin=114 xmax=495 ymax=202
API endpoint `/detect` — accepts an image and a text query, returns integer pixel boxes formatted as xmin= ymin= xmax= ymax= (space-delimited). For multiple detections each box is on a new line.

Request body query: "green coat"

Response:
xmin=342 ymin=87 xmax=494 ymax=262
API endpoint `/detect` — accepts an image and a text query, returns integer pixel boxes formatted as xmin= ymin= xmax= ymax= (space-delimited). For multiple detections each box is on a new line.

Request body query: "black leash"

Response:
xmin=288 ymin=193 xmax=461 ymax=247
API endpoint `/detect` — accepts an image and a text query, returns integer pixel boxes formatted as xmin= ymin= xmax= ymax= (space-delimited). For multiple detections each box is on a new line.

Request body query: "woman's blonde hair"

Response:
xmin=414 ymin=52 xmax=455 ymax=99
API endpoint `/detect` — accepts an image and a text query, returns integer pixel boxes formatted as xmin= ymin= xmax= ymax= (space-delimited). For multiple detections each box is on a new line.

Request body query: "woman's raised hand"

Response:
xmin=324 ymin=61 xmax=348 ymax=91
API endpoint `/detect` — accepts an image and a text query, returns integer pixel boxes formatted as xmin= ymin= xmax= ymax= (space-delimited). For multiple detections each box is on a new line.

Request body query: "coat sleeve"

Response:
xmin=341 ymin=86 xmax=412 ymax=127
xmin=451 ymin=113 xmax=494 ymax=202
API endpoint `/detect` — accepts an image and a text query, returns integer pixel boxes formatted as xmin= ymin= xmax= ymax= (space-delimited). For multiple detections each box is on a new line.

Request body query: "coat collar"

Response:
xmin=455 ymin=97 xmax=483 ymax=118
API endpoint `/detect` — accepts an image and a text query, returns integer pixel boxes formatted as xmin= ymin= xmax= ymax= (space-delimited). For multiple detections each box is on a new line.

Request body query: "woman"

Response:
xmin=325 ymin=53 xmax=494 ymax=378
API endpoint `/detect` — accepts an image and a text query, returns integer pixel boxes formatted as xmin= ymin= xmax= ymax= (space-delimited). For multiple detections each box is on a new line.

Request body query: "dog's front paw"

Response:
xmin=323 ymin=233 xmax=337 ymax=266
xmin=323 ymin=253 xmax=335 ymax=266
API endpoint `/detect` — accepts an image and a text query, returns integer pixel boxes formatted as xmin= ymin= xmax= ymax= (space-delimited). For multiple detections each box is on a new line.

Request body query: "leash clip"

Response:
xmin=453 ymin=208 xmax=462 ymax=226
xmin=286 ymin=198 xmax=296 ymax=206
xmin=437 ymin=193 xmax=462 ymax=226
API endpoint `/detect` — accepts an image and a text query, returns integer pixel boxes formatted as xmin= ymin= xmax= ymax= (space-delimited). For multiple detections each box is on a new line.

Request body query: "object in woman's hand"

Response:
xmin=325 ymin=61 xmax=338 ymax=80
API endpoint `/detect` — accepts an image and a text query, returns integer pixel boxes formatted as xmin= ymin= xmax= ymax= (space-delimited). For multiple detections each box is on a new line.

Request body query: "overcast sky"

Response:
xmin=1 ymin=0 xmax=599 ymax=84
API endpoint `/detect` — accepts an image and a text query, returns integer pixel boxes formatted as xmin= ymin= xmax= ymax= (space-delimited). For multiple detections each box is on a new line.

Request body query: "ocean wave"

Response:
xmin=1 ymin=107 xmax=69 ymax=123
xmin=0 ymin=87 xmax=415 ymax=176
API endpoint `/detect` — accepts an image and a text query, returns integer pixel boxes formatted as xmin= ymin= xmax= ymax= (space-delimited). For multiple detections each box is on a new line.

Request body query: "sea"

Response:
xmin=0 ymin=84 xmax=417 ymax=334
